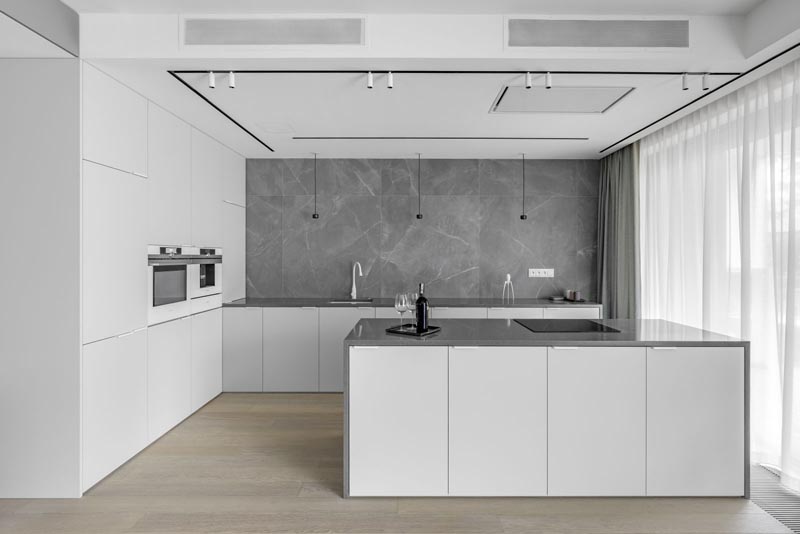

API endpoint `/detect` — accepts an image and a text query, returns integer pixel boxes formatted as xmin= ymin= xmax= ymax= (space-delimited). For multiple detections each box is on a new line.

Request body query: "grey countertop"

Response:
xmin=223 ymin=297 xmax=602 ymax=309
xmin=343 ymin=319 xmax=747 ymax=347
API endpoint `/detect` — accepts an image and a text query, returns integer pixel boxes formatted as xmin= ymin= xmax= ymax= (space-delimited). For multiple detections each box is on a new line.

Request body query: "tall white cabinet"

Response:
xmin=548 ymin=346 xmax=646 ymax=496
xmin=147 ymin=318 xmax=192 ymax=442
xmin=191 ymin=129 xmax=223 ymax=247
xmin=647 ymin=347 xmax=745 ymax=496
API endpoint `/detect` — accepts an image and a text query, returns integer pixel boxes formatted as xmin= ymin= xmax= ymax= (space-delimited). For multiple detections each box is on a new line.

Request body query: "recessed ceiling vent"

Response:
xmin=491 ymin=86 xmax=634 ymax=114
xmin=183 ymin=17 xmax=365 ymax=46
xmin=508 ymin=19 xmax=688 ymax=48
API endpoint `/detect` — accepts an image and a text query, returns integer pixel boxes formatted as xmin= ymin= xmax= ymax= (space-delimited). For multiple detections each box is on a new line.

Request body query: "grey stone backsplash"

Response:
xmin=246 ymin=159 xmax=599 ymax=299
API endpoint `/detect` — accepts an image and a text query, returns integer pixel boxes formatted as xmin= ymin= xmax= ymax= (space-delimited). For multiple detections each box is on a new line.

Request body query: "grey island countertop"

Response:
xmin=223 ymin=297 xmax=602 ymax=309
xmin=344 ymin=318 xmax=747 ymax=347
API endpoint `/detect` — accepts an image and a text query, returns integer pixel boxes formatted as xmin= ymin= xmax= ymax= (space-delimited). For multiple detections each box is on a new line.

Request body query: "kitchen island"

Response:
xmin=343 ymin=318 xmax=748 ymax=498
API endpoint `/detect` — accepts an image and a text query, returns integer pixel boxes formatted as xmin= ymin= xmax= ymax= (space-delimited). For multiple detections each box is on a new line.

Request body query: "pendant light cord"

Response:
xmin=416 ymin=154 xmax=423 ymax=219
xmin=312 ymin=153 xmax=319 ymax=219
xmin=520 ymin=154 xmax=528 ymax=220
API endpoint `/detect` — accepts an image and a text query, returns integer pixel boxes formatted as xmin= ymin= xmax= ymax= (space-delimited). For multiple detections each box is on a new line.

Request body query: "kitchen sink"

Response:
xmin=329 ymin=298 xmax=374 ymax=304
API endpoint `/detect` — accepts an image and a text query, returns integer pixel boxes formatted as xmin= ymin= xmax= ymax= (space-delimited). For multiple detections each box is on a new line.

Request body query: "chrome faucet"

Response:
xmin=351 ymin=261 xmax=363 ymax=300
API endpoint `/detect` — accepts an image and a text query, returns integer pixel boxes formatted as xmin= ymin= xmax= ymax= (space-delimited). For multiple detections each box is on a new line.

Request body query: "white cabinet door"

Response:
xmin=449 ymin=346 xmax=547 ymax=496
xmin=375 ymin=307 xmax=400 ymax=319
xmin=647 ymin=347 xmax=745 ymax=496
xmin=222 ymin=307 xmax=263 ymax=392
xmin=348 ymin=346 xmax=448 ymax=496
xmin=221 ymin=147 xmax=245 ymax=207
xmin=82 ymin=161 xmax=147 ymax=344
xmin=191 ymin=308 xmax=222 ymax=412
xmin=262 ymin=307 xmax=319 ymax=391
xmin=148 ymin=317 xmax=192 ymax=442
xmin=221 ymin=202 xmax=245 ymax=302
xmin=82 ymin=63 xmax=147 ymax=176
xmin=548 ymin=346 xmax=646 ymax=496
xmin=147 ymin=103 xmax=191 ymax=246
xmin=319 ymin=307 xmax=375 ymax=392
xmin=191 ymin=128 xmax=222 ymax=247
xmin=543 ymin=307 xmax=601 ymax=319
xmin=486 ymin=307 xmax=544 ymax=319
xmin=82 ymin=329 xmax=147 ymax=491
xmin=430 ymin=307 xmax=487 ymax=319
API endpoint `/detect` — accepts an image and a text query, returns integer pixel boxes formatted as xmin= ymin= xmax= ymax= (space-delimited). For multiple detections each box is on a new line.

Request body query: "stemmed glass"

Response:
xmin=407 ymin=292 xmax=419 ymax=326
xmin=394 ymin=293 xmax=409 ymax=329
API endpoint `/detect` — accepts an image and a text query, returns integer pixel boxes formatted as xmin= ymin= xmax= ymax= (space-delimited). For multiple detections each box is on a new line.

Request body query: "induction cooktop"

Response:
xmin=514 ymin=319 xmax=621 ymax=333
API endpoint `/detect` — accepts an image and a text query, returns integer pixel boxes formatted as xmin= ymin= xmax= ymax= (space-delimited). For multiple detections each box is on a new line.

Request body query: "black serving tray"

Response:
xmin=385 ymin=323 xmax=441 ymax=337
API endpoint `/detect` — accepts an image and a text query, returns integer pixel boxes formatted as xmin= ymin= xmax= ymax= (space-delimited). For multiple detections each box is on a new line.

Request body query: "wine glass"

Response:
xmin=407 ymin=292 xmax=419 ymax=325
xmin=395 ymin=293 xmax=409 ymax=329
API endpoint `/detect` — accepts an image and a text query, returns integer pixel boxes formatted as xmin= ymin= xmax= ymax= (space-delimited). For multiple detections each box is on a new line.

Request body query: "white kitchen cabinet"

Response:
xmin=222 ymin=146 xmax=246 ymax=207
xmin=82 ymin=329 xmax=147 ymax=491
xmin=148 ymin=317 xmax=192 ymax=442
xmin=348 ymin=346 xmax=448 ymax=496
xmin=486 ymin=307 xmax=544 ymax=319
xmin=543 ymin=307 xmax=601 ymax=319
xmin=319 ymin=307 xmax=375 ymax=392
xmin=82 ymin=62 xmax=147 ymax=176
xmin=375 ymin=307 xmax=400 ymax=319
xmin=647 ymin=347 xmax=745 ymax=496
xmin=191 ymin=128 xmax=222 ymax=247
xmin=449 ymin=346 xmax=547 ymax=496
xmin=191 ymin=308 xmax=222 ymax=412
xmin=548 ymin=346 xmax=646 ymax=496
xmin=222 ymin=202 xmax=245 ymax=302
xmin=262 ymin=307 xmax=319 ymax=391
xmin=147 ymin=103 xmax=191 ymax=246
xmin=82 ymin=161 xmax=147 ymax=344
xmin=430 ymin=307 xmax=487 ymax=319
xmin=222 ymin=307 xmax=263 ymax=391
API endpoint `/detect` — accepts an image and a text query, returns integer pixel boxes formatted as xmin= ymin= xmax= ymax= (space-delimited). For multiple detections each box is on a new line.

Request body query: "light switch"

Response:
xmin=528 ymin=268 xmax=554 ymax=278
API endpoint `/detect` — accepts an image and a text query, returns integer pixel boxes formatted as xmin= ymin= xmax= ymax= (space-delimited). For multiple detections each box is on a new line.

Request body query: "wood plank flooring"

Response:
xmin=0 ymin=393 xmax=790 ymax=533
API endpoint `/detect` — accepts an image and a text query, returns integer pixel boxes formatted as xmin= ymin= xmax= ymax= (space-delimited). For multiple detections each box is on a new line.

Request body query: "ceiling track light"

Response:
xmin=520 ymin=153 xmax=528 ymax=220
xmin=228 ymin=71 xmax=236 ymax=89
xmin=312 ymin=153 xmax=320 ymax=219
xmin=387 ymin=71 xmax=394 ymax=89
xmin=702 ymin=73 xmax=710 ymax=91
xmin=208 ymin=71 xmax=216 ymax=89
xmin=416 ymin=154 xmax=423 ymax=220
xmin=682 ymin=72 xmax=689 ymax=91
xmin=525 ymin=72 xmax=532 ymax=89
xmin=545 ymin=72 xmax=553 ymax=89
xmin=367 ymin=71 xmax=374 ymax=89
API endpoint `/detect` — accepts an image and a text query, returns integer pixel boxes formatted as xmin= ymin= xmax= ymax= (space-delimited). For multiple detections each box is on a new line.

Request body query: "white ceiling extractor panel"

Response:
xmin=182 ymin=16 xmax=365 ymax=46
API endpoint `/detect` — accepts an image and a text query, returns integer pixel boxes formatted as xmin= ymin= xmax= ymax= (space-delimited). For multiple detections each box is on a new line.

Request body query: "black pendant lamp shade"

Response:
xmin=415 ymin=154 xmax=423 ymax=219
xmin=520 ymin=153 xmax=528 ymax=220
xmin=312 ymin=153 xmax=320 ymax=219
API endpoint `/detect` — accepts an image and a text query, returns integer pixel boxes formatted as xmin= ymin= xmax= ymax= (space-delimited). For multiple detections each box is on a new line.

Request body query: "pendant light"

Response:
xmin=312 ymin=153 xmax=320 ymax=219
xmin=416 ymin=154 xmax=423 ymax=220
xmin=520 ymin=153 xmax=528 ymax=220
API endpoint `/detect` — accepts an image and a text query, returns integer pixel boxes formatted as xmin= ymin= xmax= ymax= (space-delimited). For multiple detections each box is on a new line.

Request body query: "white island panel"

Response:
xmin=348 ymin=346 xmax=448 ymax=496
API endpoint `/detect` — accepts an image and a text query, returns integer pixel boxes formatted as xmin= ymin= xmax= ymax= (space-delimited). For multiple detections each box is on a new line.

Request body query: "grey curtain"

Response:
xmin=597 ymin=142 xmax=639 ymax=319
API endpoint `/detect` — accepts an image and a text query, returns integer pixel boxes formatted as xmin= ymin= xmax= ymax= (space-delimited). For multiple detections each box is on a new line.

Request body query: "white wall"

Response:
xmin=0 ymin=59 xmax=81 ymax=498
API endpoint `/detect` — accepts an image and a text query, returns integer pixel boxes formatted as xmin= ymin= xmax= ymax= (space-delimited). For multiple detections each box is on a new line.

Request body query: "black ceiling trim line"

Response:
xmin=171 ymin=69 xmax=740 ymax=76
xmin=293 ymin=136 xmax=589 ymax=140
xmin=168 ymin=70 xmax=275 ymax=152
xmin=600 ymin=39 xmax=800 ymax=154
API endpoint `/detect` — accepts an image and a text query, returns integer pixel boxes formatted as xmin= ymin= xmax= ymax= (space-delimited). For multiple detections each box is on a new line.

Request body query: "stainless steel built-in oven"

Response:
xmin=187 ymin=246 xmax=223 ymax=314
xmin=148 ymin=246 xmax=192 ymax=325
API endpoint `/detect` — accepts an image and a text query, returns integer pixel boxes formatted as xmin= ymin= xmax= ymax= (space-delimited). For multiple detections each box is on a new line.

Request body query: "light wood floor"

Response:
xmin=0 ymin=393 xmax=790 ymax=533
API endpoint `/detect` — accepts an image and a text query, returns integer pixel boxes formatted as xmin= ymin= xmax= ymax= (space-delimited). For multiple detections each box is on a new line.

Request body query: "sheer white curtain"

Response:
xmin=640 ymin=60 xmax=800 ymax=491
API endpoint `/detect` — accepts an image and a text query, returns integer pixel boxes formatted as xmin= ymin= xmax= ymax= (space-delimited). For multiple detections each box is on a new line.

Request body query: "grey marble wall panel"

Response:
xmin=246 ymin=158 xmax=599 ymax=299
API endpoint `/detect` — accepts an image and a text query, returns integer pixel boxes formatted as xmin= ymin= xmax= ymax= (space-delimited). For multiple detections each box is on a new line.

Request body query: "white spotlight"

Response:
xmin=228 ymin=71 xmax=236 ymax=89
xmin=682 ymin=72 xmax=689 ymax=91
xmin=702 ymin=73 xmax=710 ymax=91
xmin=525 ymin=72 xmax=532 ymax=89
xmin=367 ymin=71 xmax=374 ymax=89
xmin=387 ymin=71 xmax=394 ymax=89
xmin=545 ymin=72 xmax=552 ymax=89
xmin=208 ymin=71 xmax=216 ymax=89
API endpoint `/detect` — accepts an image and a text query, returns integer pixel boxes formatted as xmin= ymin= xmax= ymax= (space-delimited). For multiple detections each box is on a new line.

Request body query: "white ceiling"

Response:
xmin=0 ymin=12 xmax=72 ymax=58
xmin=62 ymin=0 xmax=764 ymax=16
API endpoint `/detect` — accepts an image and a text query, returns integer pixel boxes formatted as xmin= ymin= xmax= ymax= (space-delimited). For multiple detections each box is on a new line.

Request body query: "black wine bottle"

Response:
xmin=416 ymin=283 xmax=429 ymax=333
